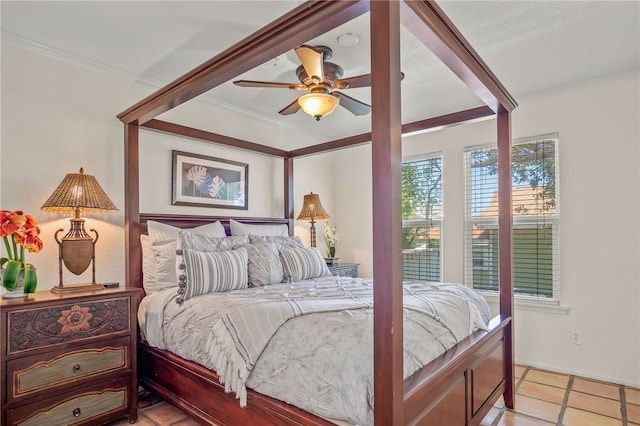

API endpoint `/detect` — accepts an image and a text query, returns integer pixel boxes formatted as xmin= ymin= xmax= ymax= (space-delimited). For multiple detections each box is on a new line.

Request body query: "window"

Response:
xmin=464 ymin=134 xmax=559 ymax=300
xmin=401 ymin=153 xmax=442 ymax=282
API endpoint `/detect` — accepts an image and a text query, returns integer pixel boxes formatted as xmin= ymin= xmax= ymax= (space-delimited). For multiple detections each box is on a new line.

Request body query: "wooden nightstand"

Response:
xmin=328 ymin=262 xmax=359 ymax=278
xmin=1 ymin=287 xmax=140 ymax=426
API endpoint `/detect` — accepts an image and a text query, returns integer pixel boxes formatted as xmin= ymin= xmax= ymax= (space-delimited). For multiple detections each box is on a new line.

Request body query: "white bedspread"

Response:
xmin=139 ymin=277 xmax=490 ymax=425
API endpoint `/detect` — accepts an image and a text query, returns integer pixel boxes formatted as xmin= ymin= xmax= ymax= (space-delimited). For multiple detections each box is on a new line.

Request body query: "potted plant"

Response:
xmin=1 ymin=210 xmax=43 ymax=298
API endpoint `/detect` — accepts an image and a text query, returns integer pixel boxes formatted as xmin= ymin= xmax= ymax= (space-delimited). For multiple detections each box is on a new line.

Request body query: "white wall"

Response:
xmin=333 ymin=71 xmax=640 ymax=386
xmin=1 ymin=41 xmax=322 ymax=290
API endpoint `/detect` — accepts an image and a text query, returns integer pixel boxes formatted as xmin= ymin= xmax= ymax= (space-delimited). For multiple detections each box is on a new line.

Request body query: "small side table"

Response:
xmin=328 ymin=262 xmax=359 ymax=278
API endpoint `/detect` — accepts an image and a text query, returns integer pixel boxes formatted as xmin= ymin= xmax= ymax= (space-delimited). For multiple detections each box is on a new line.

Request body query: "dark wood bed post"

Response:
xmin=370 ymin=1 xmax=404 ymax=424
xmin=284 ymin=157 xmax=294 ymax=233
xmin=497 ymin=109 xmax=515 ymax=408
xmin=124 ymin=122 xmax=141 ymax=289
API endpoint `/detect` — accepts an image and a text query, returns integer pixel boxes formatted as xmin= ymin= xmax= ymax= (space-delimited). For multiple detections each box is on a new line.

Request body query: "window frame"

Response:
xmin=464 ymin=133 xmax=560 ymax=304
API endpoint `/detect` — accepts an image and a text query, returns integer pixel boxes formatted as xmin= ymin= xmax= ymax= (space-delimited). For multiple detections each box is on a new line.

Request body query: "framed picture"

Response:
xmin=172 ymin=150 xmax=248 ymax=209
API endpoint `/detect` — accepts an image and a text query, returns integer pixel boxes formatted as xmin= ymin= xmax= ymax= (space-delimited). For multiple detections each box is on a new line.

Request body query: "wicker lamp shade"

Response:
xmin=41 ymin=168 xmax=118 ymax=214
xmin=297 ymin=192 xmax=330 ymax=248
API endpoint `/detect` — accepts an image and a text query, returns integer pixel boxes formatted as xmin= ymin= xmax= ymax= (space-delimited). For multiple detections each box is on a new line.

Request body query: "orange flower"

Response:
xmin=57 ymin=305 xmax=93 ymax=334
xmin=1 ymin=210 xmax=26 ymax=238
xmin=14 ymin=215 xmax=43 ymax=253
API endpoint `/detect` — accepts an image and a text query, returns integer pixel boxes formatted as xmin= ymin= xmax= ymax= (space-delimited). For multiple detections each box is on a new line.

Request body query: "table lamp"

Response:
xmin=41 ymin=168 xmax=118 ymax=293
xmin=296 ymin=192 xmax=330 ymax=247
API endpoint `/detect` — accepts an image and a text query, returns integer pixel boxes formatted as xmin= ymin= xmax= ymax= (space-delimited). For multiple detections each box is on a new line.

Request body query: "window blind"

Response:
xmin=464 ymin=134 xmax=559 ymax=300
xmin=401 ymin=153 xmax=442 ymax=282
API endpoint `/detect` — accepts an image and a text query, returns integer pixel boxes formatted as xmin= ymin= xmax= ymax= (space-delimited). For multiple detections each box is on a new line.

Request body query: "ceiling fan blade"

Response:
xmin=278 ymin=98 xmax=302 ymax=115
xmin=334 ymin=91 xmax=371 ymax=116
xmin=233 ymin=80 xmax=306 ymax=90
xmin=335 ymin=72 xmax=405 ymax=89
xmin=335 ymin=73 xmax=371 ymax=89
xmin=295 ymin=45 xmax=324 ymax=83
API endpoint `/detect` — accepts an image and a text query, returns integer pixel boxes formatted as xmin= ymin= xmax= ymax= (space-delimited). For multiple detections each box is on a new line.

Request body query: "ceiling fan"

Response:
xmin=234 ymin=45 xmax=388 ymax=121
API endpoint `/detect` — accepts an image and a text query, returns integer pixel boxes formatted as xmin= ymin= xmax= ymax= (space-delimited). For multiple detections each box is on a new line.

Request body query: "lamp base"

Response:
xmin=50 ymin=283 xmax=105 ymax=294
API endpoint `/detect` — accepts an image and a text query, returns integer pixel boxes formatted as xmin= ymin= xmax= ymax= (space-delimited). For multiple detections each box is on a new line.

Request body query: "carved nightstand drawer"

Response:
xmin=7 ymin=336 xmax=129 ymax=403
xmin=7 ymin=297 xmax=131 ymax=356
xmin=5 ymin=377 xmax=129 ymax=426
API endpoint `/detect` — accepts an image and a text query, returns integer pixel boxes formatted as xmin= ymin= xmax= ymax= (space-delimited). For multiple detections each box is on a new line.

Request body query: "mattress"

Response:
xmin=138 ymin=276 xmax=490 ymax=425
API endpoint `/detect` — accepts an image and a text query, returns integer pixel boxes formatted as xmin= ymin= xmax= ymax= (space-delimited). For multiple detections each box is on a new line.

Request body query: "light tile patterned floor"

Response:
xmin=482 ymin=365 xmax=639 ymax=426
xmin=108 ymin=365 xmax=639 ymax=425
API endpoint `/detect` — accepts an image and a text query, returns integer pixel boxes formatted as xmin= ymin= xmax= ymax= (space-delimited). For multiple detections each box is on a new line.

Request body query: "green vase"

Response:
xmin=1 ymin=261 xmax=37 ymax=298
xmin=23 ymin=263 xmax=37 ymax=294
xmin=328 ymin=247 xmax=336 ymax=258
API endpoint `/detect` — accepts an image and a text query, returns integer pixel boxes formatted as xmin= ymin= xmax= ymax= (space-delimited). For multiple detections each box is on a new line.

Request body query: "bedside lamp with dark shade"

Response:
xmin=41 ymin=168 xmax=118 ymax=293
xmin=296 ymin=192 xmax=330 ymax=247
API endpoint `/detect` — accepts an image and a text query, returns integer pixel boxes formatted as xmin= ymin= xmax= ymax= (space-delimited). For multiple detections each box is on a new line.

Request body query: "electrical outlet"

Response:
xmin=571 ymin=329 xmax=582 ymax=345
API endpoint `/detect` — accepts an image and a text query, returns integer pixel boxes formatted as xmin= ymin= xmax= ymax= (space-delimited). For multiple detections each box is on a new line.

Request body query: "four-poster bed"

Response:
xmin=117 ymin=1 xmax=516 ymax=425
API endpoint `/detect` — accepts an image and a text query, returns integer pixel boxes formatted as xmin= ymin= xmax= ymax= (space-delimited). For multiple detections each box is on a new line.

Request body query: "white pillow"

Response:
xmin=146 ymin=220 xmax=227 ymax=292
xmin=279 ymin=247 xmax=331 ymax=282
xmin=230 ymin=219 xmax=288 ymax=237
xmin=177 ymin=247 xmax=248 ymax=303
xmin=140 ymin=234 xmax=157 ymax=293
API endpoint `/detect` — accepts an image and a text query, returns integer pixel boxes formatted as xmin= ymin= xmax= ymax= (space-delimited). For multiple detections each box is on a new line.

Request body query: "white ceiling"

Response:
xmin=2 ymin=1 xmax=639 ymax=141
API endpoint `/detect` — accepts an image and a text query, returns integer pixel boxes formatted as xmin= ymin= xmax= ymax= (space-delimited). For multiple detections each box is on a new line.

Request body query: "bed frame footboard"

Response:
xmin=404 ymin=316 xmax=511 ymax=426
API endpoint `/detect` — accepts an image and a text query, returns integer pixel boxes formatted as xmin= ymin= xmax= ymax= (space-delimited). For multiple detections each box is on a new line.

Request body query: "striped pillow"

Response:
xmin=279 ymin=247 xmax=331 ymax=282
xmin=177 ymin=247 xmax=248 ymax=303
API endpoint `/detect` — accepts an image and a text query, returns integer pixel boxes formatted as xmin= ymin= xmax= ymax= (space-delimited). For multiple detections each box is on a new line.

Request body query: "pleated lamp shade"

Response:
xmin=296 ymin=192 xmax=330 ymax=221
xmin=296 ymin=192 xmax=329 ymax=248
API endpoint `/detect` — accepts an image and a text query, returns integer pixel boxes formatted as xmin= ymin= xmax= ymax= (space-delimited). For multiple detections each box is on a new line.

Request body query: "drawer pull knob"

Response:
xmin=73 ymin=407 xmax=81 ymax=417
xmin=72 ymin=364 xmax=81 ymax=373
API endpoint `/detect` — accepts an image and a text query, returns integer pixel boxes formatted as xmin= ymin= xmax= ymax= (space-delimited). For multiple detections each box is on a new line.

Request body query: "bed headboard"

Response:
xmin=139 ymin=213 xmax=293 ymax=236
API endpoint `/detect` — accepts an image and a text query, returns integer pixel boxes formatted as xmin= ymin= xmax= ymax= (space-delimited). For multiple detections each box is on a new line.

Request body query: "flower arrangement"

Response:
xmin=1 ymin=210 xmax=43 ymax=293
xmin=324 ymin=223 xmax=340 ymax=258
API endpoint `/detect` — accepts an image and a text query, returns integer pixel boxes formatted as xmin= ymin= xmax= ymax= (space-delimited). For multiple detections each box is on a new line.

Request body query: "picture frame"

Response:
xmin=172 ymin=150 xmax=248 ymax=209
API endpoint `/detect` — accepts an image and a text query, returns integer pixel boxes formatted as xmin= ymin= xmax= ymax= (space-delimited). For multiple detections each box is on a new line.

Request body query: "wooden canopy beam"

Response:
xmin=141 ymin=119 xmax=288 ymax=158
xmin=401 ymin=1 xmax=517 ymax=113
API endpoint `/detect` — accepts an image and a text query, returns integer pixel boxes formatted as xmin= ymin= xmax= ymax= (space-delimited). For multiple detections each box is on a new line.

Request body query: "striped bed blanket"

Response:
xmin=141 ymin=277 xmax=490 ymax=415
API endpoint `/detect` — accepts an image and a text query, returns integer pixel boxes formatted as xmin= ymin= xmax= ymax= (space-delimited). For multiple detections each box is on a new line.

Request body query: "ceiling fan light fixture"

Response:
xmin=298 ymin=93 xmax=339 ymax=121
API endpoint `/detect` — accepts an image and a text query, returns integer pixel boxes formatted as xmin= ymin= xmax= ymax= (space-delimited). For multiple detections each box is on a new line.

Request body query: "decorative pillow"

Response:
xmin=279 ymin=247 xmax=331 ymax=282
xmin=176 ymin=232 xmax=249 ymax=291
xmin=179 ymin=232 xmax=248 ymax=252
xmin=177 ymin=247 xmax=248 ymax=303
xmin=147 ymin=220 xmax=226 ymax=244
xmin=249 ymin=235 xmax=303 ymax=250
xmin=245 ymin=242 xmax=284 ymax=287
xmin=230 ymin=219 xmax=289 ymax=237
xmin=140 ymin=234 xmax=157 ymax=293
xmin=145 ymin=221 xmax=227 ymax=292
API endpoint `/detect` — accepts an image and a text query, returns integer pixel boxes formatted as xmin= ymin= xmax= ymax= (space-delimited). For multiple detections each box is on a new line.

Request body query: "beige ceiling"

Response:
xmin=2 ymin=1 xmax=639 ymax=141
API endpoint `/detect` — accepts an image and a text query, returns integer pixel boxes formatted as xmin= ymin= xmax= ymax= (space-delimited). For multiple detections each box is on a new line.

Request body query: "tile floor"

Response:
xmin=108 ymin=365 xmax=639 ymax=425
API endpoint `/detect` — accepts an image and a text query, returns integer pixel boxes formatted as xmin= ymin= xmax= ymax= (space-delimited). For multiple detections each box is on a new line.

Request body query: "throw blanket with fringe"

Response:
xmin=141 ymin=277 xmax=489 ymax=409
